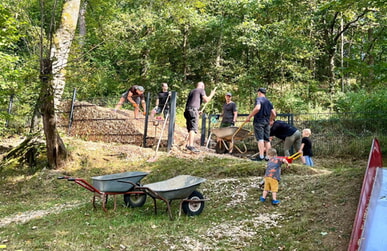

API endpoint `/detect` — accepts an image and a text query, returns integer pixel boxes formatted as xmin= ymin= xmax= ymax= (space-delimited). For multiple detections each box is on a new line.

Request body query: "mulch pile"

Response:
xmin=58 ymin=101 xmax=187 ymax=147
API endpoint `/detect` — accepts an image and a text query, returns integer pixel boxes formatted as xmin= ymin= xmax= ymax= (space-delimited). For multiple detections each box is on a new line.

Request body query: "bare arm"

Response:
xmin=245 ymin=104 xmax=261 ymax=122
xmin=127 ymin=91 xmax=136 ymax=105
xmin=298 ymin=143 xmax=305 ymax=153
xmin=202 ymin=89 xmax=216 ymax=103
xmin=270 ymin=109 xmax=276 ymax=121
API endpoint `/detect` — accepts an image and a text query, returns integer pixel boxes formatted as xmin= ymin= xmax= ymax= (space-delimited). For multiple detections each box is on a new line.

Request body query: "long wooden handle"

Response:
xmin=200 ymin=86 xmax=218 ymax=113
xmin=232 ymin=121 xmax=247 ymax=138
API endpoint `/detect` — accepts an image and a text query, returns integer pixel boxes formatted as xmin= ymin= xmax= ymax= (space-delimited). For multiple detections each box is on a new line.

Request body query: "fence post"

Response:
xmin=167 ymin=91 xmax=177 ymax=151
xmin=68 ymin=88 xmax=77 ymax=135
xmin=143 ymin=92 xmax=151 ymax=147
xmin=5 ymin=94 xmax=14 ymax=128
xmin=200 ymin=113 xmax=207 ymax=146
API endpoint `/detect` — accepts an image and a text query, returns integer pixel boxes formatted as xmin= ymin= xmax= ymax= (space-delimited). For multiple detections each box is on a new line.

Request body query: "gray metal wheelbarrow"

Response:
xmin=58 ymin=171 xmax=149 ymax=212
xmin=122 ymin=175 xmax=208 ymax=220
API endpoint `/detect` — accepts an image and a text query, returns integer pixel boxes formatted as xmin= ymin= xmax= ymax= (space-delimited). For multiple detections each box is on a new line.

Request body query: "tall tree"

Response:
xmin=39 ymin=0 xmax=81 ymax=168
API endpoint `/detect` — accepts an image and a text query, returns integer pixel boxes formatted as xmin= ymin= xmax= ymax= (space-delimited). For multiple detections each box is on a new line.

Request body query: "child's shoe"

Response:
xmin=259 ymin=196 xmax=266 ymax=202
xmin=271 ymin=200 xmax=280 ymax=205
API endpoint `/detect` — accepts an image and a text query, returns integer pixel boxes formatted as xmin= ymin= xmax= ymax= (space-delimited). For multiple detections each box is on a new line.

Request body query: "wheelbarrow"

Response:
xmin=121 ymin=175 xmax=208 ymax=220
xmin=211 ymin=122 xmax=251 ymax=154
xmin=58 ymin=171 xmax=149 ymax=212
xmin=277 ymin=151 xmax=302 ymax=163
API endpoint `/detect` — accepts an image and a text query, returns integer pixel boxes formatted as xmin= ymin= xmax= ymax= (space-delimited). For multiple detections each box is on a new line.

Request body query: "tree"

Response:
xmin=38 ymin=0 xmax=81 ymax=168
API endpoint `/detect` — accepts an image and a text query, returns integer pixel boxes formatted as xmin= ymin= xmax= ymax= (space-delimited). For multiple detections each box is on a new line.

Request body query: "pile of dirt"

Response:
xmin=58 ymin=101 xmax=188 ymax=147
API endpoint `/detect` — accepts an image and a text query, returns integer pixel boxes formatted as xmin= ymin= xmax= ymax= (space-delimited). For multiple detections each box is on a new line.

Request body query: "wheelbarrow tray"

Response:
xmin=144 ymin=175 xmax=206 ymax=200
xmin=92 ymin=171 xmax=148 ymax=192
xmin=211 ymin=126 xmax=250 ymax=141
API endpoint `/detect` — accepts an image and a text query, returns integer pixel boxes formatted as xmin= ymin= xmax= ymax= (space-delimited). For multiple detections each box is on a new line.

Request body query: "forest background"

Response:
xmin=0 ymin=0 xmax=386 ymax=164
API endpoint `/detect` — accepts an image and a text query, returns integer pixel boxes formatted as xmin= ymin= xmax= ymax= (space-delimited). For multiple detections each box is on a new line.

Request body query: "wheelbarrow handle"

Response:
xmin=232 ymin=121 xmax=247 ymax=137
xmin=57 ymin=176 xmax=72 ymax=180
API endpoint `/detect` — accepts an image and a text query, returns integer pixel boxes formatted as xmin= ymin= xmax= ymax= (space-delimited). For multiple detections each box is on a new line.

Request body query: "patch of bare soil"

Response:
xmin=0 ymin=203 xmax=83 ymax=228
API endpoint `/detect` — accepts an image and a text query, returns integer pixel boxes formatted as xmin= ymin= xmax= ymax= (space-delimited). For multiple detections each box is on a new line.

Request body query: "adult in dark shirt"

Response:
xmin=115 ymin=85 xmax=146 ymax=119
xmin=270 ymin=120 xmax=301 ymax=156
xmin=245 ymin=88 xmax=276 ymax=161
xmin=184 ymin=81 xmax=215 ymax=152
xmin=150 ymin=83 xmax=170 ymax=121
xmin=220 ymin=92 xmax=238 ymax=128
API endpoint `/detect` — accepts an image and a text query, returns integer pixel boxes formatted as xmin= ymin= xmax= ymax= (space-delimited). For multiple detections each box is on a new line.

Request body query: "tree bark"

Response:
xmin=51 ymin=0 xmax=81 ymax=109
xmin=41 ymin=0 xmax=81 ymax=168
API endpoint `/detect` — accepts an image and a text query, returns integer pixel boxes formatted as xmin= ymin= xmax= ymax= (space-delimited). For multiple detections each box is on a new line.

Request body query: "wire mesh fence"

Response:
xmin=2 ymin=94 xmax=386 ymax=158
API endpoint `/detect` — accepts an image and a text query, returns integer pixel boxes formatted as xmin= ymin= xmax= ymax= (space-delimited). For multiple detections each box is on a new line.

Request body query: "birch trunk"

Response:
xmin=42 ymin=0 xmax=81 ymax=168
xmin=50 ymin=0 xmax=81 ymax=109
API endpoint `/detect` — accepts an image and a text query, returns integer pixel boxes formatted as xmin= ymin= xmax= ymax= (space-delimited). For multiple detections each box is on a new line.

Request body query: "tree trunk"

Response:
xmin=51 ymin=0 xmax=81 ymax=109
xmin=42 ymin=0 xmax=81 ymax=168
xmin=78 ymin=1 xmax=87 ymax=46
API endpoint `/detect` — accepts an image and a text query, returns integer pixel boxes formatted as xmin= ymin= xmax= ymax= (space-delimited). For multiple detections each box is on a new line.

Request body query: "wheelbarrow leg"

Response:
xmin=152 ymin=197 xmax=157 ymax=215
xmin=102 ymin=194 xmax=108 ymax=212
xmin=92 ymin=193 xmax=97 ymax=209
xmin=165 ymin=200 xmax=173 ymax=220
xmin=113 ymin=195 xmax=117 ymax=210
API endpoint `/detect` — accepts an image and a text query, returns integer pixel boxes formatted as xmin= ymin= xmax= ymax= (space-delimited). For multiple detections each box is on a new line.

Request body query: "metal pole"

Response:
xmin=167 ymin=91 xmax=177 ymax=151
xmin=143 ymin=92 xmax=151 ymax=147
xmin=68 ymin=88 xmax=77 ymax=135
xmin=200 ymin=113 xmax=207 ymax=146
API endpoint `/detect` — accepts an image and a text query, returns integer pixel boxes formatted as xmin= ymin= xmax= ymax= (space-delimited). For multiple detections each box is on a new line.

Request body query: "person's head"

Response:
xmin=197 ymin=81 xmax=205 ymax=89
xmin=257 ymin=88 xmax=266 ymax=97
xmin=267 ymin=148 xmax=277 ymax=157
xmin=225 ymin=92 xmax=232 ymax=101
xmin=302 ymin=128 xmax=311 ymax=137
xmin=161 ymin=83 xmax=168 ymax=91
xmin=135 ymin=85 xmax=145 ymax=94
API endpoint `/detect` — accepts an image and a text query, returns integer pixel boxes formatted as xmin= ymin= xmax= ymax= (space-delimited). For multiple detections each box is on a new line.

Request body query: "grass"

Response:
xmin=0 ymin=136 xmax=368 ymax=251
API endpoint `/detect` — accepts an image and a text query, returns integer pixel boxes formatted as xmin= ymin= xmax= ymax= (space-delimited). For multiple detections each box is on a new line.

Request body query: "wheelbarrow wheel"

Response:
xmin=124 ymin=193 xmax=147 ymax=208
xmin=215 ymin=141 xmax=228 ymax=154
xmin=182 ymin=190 xmax=205 ymax=216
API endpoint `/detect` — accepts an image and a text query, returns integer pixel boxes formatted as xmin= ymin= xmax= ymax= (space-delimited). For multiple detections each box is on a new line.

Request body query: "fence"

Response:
xmin=203 ymin=112 xmax=387 ymax=157
xmin=2 ymin=94 xmax=386 ymax=157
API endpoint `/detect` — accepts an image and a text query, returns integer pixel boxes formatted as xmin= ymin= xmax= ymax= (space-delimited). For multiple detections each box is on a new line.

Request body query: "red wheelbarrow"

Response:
xmin=58 ymin=171 xmax=149 ymax=212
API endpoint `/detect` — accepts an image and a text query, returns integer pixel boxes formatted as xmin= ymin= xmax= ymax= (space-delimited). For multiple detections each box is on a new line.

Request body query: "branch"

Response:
xmin=334 ymin=9 xmax=372 ymax=42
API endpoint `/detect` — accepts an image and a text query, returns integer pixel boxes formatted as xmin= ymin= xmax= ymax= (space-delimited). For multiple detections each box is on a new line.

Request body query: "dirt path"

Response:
xmin=0 ymin=202 xmax=82 ymax=228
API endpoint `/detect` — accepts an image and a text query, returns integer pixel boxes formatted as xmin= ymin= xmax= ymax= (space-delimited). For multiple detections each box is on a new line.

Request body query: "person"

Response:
xmin=114 ymin=85 xmax=146 ymax=119
xmin=220 ymin=92 xmax=238 ymax=128
xmin=259 ymin=148 xmax=289 ymax=205
xmin=270 ymin=120 xmax=301 ymax=157
xmin=298 ymin=128 xmax=314 ymax=166
xmin=245 ymin=88 xmax=276 ymax=161
xmin=184 ymin=81 xmax=215 ymax=152
xmin=216 ymin=92 xmax=238 ymax=154
xmin=150 ymin=83 xmax=170 ymax=121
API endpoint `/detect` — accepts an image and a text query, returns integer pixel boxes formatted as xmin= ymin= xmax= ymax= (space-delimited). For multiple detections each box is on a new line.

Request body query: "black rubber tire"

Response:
xmin=182 ymin=190 xmax=205 ymax=216
xmin=124 ymin=193 xmax=147 ymax=208
xmin=215 ymin=141 xmax=228 ymax=154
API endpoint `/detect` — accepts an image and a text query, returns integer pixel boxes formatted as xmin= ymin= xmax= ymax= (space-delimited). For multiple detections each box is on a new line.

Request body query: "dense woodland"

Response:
xmin=0 ymin=0 xmax=386 ymax=167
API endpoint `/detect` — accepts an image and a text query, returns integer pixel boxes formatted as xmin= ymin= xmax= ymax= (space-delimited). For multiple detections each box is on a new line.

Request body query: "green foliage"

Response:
xmin=0 ymin=0 xmax=385 ymax=133
xmin=335 ymin=89 xmax=387 ymax=117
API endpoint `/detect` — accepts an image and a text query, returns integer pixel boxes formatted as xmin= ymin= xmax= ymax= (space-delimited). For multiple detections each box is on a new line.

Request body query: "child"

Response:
xmin=298 ymin=128 xmax=314 ymax=166
xmin=260 ymin=148 xmax=289 ymax=205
